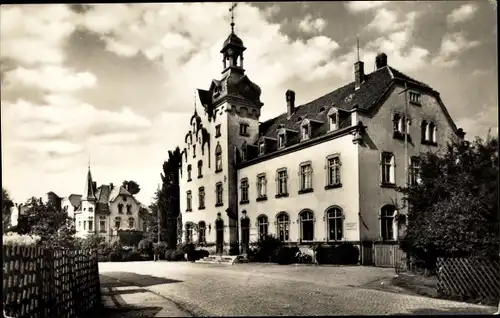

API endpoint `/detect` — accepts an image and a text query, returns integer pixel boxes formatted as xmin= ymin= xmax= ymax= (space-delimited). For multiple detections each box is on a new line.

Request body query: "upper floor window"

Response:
xmin=118 ymin=203 xmax=124 ymax=214
xmin=328 ymin=108 xmax=339 ymax=131
xmin=259 ymin=142 xmax=265 ymax=155
xmin=99 ymin=218 xmax=106 ymax=233
xmin=192 ymin=145 xmax=196 ymax=158
xmin=257 ymin=173 xmax=267 ymax=200
xmin=381 ymin=205 xmax=396 ymax=241
xmin=215 ymin=144 xmax=223 ymax=173
xmin=409 ymin=156 xmax=421 ymax=186
xmin=299 ymin=162 xmax=313 ymax=192
xmin=278 ymin=133 xmax=286 ymax=149
xmin=126 ymin=204 xmax=132 ymax=214
xmin=326 ymin=155 xmax=341 ymax=188
xmin=115 ymin=217 xmax=121 ymax=230
xmin=128 ymin=217 xmax=134 ymax=228
xmin=421 ymin=120 xmax=437 ymax=144
xmin=393 ymin=113 xmax=410 ymax=135
xmin=186 ymin=190 xmax=192 ymax=211
xmin=240 ymin=123 xmax=249 ymax=136
xmin=276 ymin=168 xmax=288 ymax=197
xmin=381 ymin=152 xmax=395 ymax=185
xmin=198 ymin=187 xmax=205 ymax=209
xmin=215 ymin=182 xmax=223 ymax=206
xmin=240 ymin=178 xmax=249 ymax=203
xmin=187 ymin=164 xmax=192 ymax=181
xmin=301 ymin=123 xmax=310 ymax=141
xmin=409 ymin=92 xmax=421 ymax=105
xmin=197 ymin=160 xmax=203 ymax=178
xmin=215 ymin=124 xmax=221 ymax=138
xmin=88 ymin=207 xmax=93 ymax=212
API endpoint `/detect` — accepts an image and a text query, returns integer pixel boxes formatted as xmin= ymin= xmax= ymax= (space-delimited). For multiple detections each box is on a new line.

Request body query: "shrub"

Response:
xmin=196 ymin=249 xmax=210 ymax=260
xmin=315 ymin=243 xmax=359 ymax=265
xmin=165 ymin=249 xmax=185 ymax=261
xmin=252 ymin=235 xmax=283 ymax=262
xmin=178 ymin=242 xmax=195 ymax=254
xmin=122 ymin=248 xmax=143 ymax=262
xmin=272 ymin=246 xmax=300 ymax=265
xmin=138 ymin=238 xmax=154 ymax=255
xmin=3 ymin=232 xmax=41 ymax=246
xmin=297 ymin=252 xmax=313 ymax=264
xmin=153 ymin=242 xmax=168 ymax=259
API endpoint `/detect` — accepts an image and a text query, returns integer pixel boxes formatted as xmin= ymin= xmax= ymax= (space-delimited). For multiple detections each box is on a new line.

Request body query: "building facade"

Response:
xmin=61 ymin=167 xmax=150 ymax=242
xmin=178 ymin=27 xmax=466 ymax=260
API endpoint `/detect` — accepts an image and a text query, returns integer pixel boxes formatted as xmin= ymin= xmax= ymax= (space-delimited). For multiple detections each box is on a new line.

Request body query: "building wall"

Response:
xmin=357 ymin=83 xmax=459 ymax=241
xmin=237 ymin=133 xmax=360 ymax=244
xmin=75 ymin=200 xmax=96 ymax=238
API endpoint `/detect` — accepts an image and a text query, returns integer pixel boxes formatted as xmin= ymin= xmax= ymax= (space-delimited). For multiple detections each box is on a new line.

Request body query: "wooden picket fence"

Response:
xmin=437 ymin=257 xmax=500 ymax=303
xmin=3 ymin=246 xmax=101 ymax=318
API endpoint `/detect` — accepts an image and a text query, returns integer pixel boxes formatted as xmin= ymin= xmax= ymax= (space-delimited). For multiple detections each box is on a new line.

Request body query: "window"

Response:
xmin=299 ymin=162 xmax=313 ymax=192
xmin=257 ymin=174 xmax=267 ymax=199
xmin=257 ymin=215 xmax=268 ymax=240
xmin=215 ymin=182 xmax=223 ymax=206
xmin=259 ymin=142 xmax=265 ymax=155
xmin=215 ymin=124 xmax=221 ymax=137
xmin=88 ymin=220 xmax=93 ymax=231
xmin=409 ymin=92 xmax=421 ymax=105
xmin=381 ymin=152 xmax=395 ymax=185
xmin=428 ymin=122 xmax=436 ymax=143
xmin=187 ymin=164 xmax=192 ymax=181
xmin=186 ymin=190 xmax=192 ymax=211
xmin=276 ymin=168 xmax=288 ymax=196
xmin=327 ymin=207 xmax=343 ymax=241
xmin=240 ymin=123 xmax=249 ymax=136
xmin=328 ymin=108 xmax=339 ymax=131
xmin=301 ymin=124 xmax=310 ymax=140
xmin=185 ymin=223 xmax=194 ymax=243
xmin=193 ymin=145 xmax=196 ymax=158
xmin=278 ymin=133 xmax=286 ymax=149
xmin=126 ymin=204 xmax=132 ymax=214
xmin=78 ymin=221 xmax=81 ymax=229
xmin=409 ymin=157 xmax=420 ymax=186
xmin=197 ymin=160 xmax=203 ymax=178
xmin=299 ymin=210 xmax=314 ymax=241
xmin=421 ymin=120 xmax=437 ymax=144
xmin=83 ymin=220 xmax=87 ymax=230
xmin=326 ymin=155 xmax=341 ymax=187
xmin=118 ymin=203 xmax=123 ymax=214
xmin=240 ymin=178 xmax=249 ymax=203
xmin=99 ymin=219 xmax=106 ymax=233
xmin=241 ymin=146 xmax=247 ymax=162
xmin=276 ymin=213 xmax=290 ymax=242
xmin=143 ymin=221 xmax=147 ymax=232
xmin=198 ymin=221 xmax=206 ymax=244
xmin=128 ymin=217 xmax=134 ymax=228
xmin=393 ymin=113 xmax=410 ymax=134
xmin=215 ymin=144 xmax=223 ymax=172
xmin=88 ymin=207 xmax=93 ymax=212
xmin=381 ymin=205 xmax=395 ymax=241
xmin=115 ymin=218 xmax=121 ymax=230
xmin=198 ymin=187 xmax=205 ymax=209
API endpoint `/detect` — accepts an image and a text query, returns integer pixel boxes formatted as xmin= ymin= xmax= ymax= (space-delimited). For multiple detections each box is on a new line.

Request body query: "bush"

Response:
xmin=315 ymin=243 xmax=359 ymax=265
xmin=272 ymin=246 xmax=300 ymax=265
xmin=153 ymin=242 xmax=168 ymax=259
xmin=3 ymin=232 xmax=41 ymax=246
xmin=196 ymin=249 xmax=210 ymax=260
xmin=252 ymin=235 xmax=283 ymax=263
xmin=138 ymin=239 xmax=154 ymax=255
xmin=122 ymin=248 xmax=143 ymax=262
xmin=297 ymin=252 xmax=313 ymax=264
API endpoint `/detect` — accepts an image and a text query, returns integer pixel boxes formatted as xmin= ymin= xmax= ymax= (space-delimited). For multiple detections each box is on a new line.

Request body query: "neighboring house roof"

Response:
xmin=108 ymin=185 xmax=133 ymax=202
xmin=68 ymin=194 xmax=82 ymax=209
xmin=95 ymin=185 xmax=111 ymax=213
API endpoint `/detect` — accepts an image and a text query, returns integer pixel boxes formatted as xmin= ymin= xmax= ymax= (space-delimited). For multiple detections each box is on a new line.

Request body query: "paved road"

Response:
xmin=99 ymin=261 xmax=495 ymax=316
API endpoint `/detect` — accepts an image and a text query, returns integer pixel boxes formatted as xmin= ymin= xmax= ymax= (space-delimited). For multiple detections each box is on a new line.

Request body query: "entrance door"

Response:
xmin=241 ymin=217 xmax=250 ymax=255
xmin=215 ymin=219 xmax=224 ymax=255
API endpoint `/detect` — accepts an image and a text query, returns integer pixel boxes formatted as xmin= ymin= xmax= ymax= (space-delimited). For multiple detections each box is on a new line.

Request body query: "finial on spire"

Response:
xmin=88 ymin=155 xmax=90 ymax=169
xmin=229 ymin=2 xmax=238 ymax=34
xmin=193 ymin=89 xmax=197 ymax=113
xmin=356 ymin=35 xmax=360 ymax=62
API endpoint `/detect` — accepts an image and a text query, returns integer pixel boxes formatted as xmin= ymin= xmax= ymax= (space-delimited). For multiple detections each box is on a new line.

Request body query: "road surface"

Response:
xmin=99 ymin=261 xmax=495 ymax=316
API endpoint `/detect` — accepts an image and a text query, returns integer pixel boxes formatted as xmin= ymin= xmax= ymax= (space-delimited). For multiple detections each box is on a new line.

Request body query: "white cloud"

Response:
xmin=298 ymin=15 xmax=327 ymax=34
xmin=431 ymin=32 xmax=481 ymax=68
xmin=447 ymin=4 xmax=478 ymax=25
xmin=5 ymin=66 xmax=97 ymax=92
xmin=345 ymin=1 xmax=388 ymax=13
xmin=367 ymin=9 xmax=417 ymax=33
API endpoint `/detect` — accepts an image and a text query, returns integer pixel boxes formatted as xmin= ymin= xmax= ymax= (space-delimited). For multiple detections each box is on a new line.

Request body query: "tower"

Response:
xmin=80 ymin=162 xmax=97 ymax=235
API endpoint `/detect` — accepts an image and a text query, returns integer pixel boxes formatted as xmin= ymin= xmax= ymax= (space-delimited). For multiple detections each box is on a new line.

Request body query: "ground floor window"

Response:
xmin=327 ymin=207 xmax=343 ymax=241
xmin=299 ymin=210 xmax=314 ymax=241
xmin=257 ymin=215 xmax=268 ymax=240
xmin=276 ymin=213 xmax=290 ymax=242
xmin=198 ymin=221 xmax=206 ymax=244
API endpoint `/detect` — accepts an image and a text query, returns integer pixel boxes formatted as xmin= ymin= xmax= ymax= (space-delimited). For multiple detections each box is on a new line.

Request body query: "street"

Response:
xmin=98 ymin=261 xmax=495 ymax=316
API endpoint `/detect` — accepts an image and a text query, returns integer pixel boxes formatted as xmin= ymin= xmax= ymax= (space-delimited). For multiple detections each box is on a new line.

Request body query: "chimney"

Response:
xmin=286 ymin=90 xmax=295 ymax=118
xmin=457 ymin=128 xmax=466 ymax=140
xmin=110 ymin=183 xmax=114 ymax=190
xmin=375 ymin=52 xmax=388 ymax=69
xmin=354 ymin=60 xmax=365 ymax=90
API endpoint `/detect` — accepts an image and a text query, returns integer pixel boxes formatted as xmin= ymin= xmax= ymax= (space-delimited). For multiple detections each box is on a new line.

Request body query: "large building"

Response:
xmin=178 ymin=24 xmax=466 ymax=262
xmin=61 ymin=166 xmax=151 ymax=242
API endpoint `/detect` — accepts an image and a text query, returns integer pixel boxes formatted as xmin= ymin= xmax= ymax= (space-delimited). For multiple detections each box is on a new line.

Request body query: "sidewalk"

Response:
xmin=99 ymin=274 xmax=192 ymax=317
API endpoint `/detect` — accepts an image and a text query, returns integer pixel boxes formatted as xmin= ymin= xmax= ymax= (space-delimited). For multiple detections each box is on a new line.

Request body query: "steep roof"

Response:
xmin=68 ymin=194 xmax=82 ymax=209
xmin=82 ymin=168 xmax=96 ymax=201
xmin=108 ymin=185 xmax=133 ymax=202
xmin=95 ymin=185 xmax=111 ymax=212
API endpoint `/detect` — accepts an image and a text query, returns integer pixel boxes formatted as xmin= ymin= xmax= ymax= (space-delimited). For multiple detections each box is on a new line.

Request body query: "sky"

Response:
xmin=1 ymin=1 xmax=498 ymax=206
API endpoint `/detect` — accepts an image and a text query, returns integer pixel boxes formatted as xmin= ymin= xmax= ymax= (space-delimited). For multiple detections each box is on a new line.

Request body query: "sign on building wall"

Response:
xmin=345 ymin=222 xmax=357 ymax=231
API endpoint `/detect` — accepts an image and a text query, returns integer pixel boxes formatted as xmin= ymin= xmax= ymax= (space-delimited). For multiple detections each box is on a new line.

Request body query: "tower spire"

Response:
xmin=229 ymin=2 xmax=238 ymax=34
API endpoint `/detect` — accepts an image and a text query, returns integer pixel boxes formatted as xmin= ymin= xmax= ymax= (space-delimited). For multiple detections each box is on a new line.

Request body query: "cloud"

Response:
xmin=447 ymin=4 xmax=478 ymax=25
xmin=431 ymin=32 xmax=481 ymax=68
xmin=344 ymin=1 xmax=388 ymax=13
xmin=0 ymin=4 xmax=78 ymax=65
xmin=456 ymin=104 xmax=498 ymax=139
xmin=5 ymin=65 xmax=97 ymax=92
xmin=298 ymin=15 xmax=327 ymax=34
xmin=366 ymin=9 xmax=417 ymax=33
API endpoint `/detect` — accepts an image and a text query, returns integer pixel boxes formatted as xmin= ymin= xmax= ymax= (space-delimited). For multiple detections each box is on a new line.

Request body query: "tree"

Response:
xmin=122 ymin=180 xmax=141 ymax=195
xmin=398 ymin=134 xmax=499 ymax=267
xmin=2 ymin=188 xmax=14 ymax=231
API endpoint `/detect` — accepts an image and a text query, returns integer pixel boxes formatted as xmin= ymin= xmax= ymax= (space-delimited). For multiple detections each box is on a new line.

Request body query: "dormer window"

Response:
xmin=241 ymin=146 xmax=247 ymax=161
xmin=301 ymin=120 xmax=310 ymax=141
xmin=213 ymin=85 xmax=220 ymax=97
xmin=328 ymin=108 xmax=339 ymax=131
xmin=278 ymin=133 xmax=286 ymax=149
xmin=259 ymin=142 xmax=265 ymax=155
xmin=409 ymin=92 xmax=421 ymax=105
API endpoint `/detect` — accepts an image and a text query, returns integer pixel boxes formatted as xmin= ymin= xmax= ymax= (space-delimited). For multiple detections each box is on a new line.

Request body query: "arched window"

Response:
xmin=197 ymin=160 xmax=203 ymax=178
xmin=327 ymin=207 xmax=343 ymax=241
xmin=128 ymin=217 xmax=134 ymax=228
xmin=381 ymin=205 xmax=395 ymax=241
xmin=299 ymin=210 xmax=314 ymax=241
xmin=187 ymin=164 xmax=192 ymax=181
xmin=428 ymin=122 xmax=436 ymax=143
xmin=198 ymin=221 xmax=206 ymax=244
xmin=126 ymin=204 xmax=132 ymax=214
xmin=276 ymin=213 xmax=290 ymax=242
xmin=185 ymin=222 xmax=194 ymax=243
xmin=215 ymin=144 xmax=223 ymax=172
xmin=257 ymin=215 xmax=268 ymax=240
xmin=328 ymin=107 xmax=339 ymax=131
xmin=117 ymin=203 xmax=123 ymax=214
xmin=186 ymin=191 xmax=192 ymax=211
xmin=421 ymin=120 xmax=428 ymax=142
xmin=198 ymin=187 xmax=205 ymax=209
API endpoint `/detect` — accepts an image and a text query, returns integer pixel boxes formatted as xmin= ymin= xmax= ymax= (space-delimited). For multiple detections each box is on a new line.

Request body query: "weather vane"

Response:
xmin=229 ymin=2 xmax=238 ymax=33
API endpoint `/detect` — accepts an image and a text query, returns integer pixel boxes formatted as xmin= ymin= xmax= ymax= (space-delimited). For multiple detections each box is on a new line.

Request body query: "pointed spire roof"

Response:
xmin=82 ymin=166 xmax=96 ymax=201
